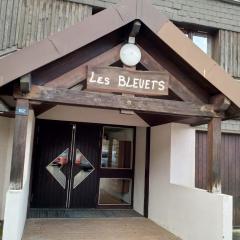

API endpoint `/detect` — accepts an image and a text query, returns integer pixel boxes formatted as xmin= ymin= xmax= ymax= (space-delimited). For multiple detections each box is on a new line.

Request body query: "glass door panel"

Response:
xmin=99 ymin=126 xmax=135 ymax=207
xmin=101 ymin=127 xmax=134 ymax=169
xmin=98 ymin=178 xmax=132 ymax=205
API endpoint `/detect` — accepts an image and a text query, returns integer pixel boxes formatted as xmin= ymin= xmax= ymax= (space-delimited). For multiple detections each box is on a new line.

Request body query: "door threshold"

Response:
xmin=28 ymin=208 xmax=142 ymax=219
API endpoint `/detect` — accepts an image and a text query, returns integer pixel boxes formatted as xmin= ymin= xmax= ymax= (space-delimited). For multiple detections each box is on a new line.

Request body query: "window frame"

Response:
xmin=181 ymin=28 xmax=213 ymax=56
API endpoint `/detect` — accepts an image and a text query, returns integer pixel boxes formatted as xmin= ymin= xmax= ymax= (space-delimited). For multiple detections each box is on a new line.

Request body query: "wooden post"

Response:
xmin=9 ymin=99 xmax=29 ymax=190
xmin=144 ymin=127 xmax=151 ymax=218
xmin=207 ymin=117 xmax=222 ymax=193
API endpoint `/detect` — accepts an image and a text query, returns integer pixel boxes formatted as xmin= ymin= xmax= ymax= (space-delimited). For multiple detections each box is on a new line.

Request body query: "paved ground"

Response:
xmin=22 ymin=218 xmax=181 ymax=240
xmin=234 ymin=230 xmax=240 ymax=240
xmin=28 ymin=209 xmax=141 ymax=218
xmin=0 ymin=222 xmax=2 ymax=240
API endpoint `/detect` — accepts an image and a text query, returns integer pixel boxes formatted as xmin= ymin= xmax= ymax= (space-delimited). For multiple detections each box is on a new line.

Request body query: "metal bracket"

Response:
xmin=20 ymin=74 xmax=31 ymax=94
xmin=128 ymin=20 xmax=142 ymax=43
xmin=15 ymin=105 xmax=29 ymax=116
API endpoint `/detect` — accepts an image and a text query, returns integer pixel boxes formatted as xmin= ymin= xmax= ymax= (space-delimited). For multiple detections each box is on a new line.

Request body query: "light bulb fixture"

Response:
xmin=120 ymin=43 xmax=142 ymax=67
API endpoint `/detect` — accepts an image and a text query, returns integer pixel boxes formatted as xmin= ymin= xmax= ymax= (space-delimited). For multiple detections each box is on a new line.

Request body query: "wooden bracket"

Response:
xmin=20 ymin=74 xmax=31 ymax=94
xmin=210 ymin=94 xmax=231 ymax=112
xmin=120 ymin=93 xmax=135 ymax=115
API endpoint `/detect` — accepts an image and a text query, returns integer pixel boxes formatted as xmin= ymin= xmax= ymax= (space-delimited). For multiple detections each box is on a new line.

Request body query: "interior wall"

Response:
xmin=133 ymin=127 xmax=146 ymax=215
xmin=149 ymin=123 xmax=232 ymax=240
xmin=3 ymin=111 xmax=35 ymax=240
xmin=0 ymin=117 xmax=13 ymax=220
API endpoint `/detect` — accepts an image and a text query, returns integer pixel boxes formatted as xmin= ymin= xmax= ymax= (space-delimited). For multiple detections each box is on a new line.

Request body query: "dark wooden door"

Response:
xmin=70 ymin=123 xmax=101 ymax=208
xmin=196 ymin=131 xmax=240 ymax=227
xmin=31 ymin=120 xmax=101 ymax=209
xmin=31 ymin=120 xmax=73 ymax=208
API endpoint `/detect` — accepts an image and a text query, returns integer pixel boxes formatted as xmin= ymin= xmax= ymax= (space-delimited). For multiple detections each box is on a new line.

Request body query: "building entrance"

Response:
xmin=30 ymin=120 xmax=135 ymax=209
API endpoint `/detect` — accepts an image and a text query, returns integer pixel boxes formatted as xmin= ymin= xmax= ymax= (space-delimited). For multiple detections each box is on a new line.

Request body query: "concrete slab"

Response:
xmin=22 ymin=217 xmax=181 ymax=240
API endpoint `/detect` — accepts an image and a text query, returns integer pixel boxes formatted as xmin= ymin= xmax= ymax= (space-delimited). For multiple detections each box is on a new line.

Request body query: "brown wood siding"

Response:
xmin=218 ymin=30 xmax=240 ymax=79
xmin=0 ymin=0 xmax=92 ymax=56
xmin=196 ymin=131 xmax=240 ymax=226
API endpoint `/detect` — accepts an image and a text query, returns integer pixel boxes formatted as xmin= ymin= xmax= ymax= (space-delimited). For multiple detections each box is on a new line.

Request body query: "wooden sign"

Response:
xmin=86 ymin=66 xmax=169 ymax=96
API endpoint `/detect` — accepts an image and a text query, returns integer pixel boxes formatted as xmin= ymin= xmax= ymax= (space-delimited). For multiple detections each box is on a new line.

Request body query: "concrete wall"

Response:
xmin=0 ymin=117 xmax=13 ymax=220
xmin=2 ymin=111 xmax=35 ymax=240
xmin=149 ymin=123 xmax=232 ymax=240
xmin=133 ymin=127 xmax=146 ymax=215
xmin=38 ymin=105 xmax=148 ymax=127
xmin=170 ymin=124 xmax=195 ymax=188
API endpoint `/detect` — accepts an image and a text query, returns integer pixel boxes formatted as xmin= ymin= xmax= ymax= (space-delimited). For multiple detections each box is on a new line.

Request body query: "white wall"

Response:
xmin=149 ymin=123 xmax=232 ymax=240
xmin=133 ymin=127 xmax=146 ymax=215
xmin=0 ymin=117 xmax=13 ymax=220
xmin=170 ymin=124 xmax=195 ymax=188
xmin=3 ymin=110 xmax=35 ymax=240
xmin=38 ymin=105 xmax=148 ymax=127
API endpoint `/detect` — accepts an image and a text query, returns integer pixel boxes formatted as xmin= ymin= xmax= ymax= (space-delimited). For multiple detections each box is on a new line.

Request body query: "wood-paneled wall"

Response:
xmin=218 ymin=30 xmax=240 ymax=79
xmin=0 ymin=0 xmax=92 ymax=56
xmin=196 ymin=131 xmax=240 ymax=226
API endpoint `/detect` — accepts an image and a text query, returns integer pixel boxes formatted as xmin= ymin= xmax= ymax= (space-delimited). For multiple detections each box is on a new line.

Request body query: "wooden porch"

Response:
xmin=22 ymin=217 xmax=181 ymax=240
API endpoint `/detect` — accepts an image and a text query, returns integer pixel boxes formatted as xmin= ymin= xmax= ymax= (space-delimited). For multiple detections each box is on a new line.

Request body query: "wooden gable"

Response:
xmin=0 ymin=0 xmax=238 ymax=125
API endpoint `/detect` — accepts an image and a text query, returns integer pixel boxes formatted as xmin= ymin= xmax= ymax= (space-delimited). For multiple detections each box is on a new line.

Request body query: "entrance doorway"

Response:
xmin=30 ymin=120 xmax=135 ymax=210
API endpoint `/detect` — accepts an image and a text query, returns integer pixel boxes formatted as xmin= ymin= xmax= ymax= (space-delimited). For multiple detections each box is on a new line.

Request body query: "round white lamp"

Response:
xmin=120 ymin=43 xmax=142 ymax=67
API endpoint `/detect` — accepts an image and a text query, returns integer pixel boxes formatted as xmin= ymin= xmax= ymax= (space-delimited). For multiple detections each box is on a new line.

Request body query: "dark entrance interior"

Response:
xmin=30 ymin=120 xmax=135 ymax=210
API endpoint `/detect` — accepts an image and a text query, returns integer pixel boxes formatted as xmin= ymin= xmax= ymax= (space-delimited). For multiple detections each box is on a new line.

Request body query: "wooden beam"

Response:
xmin=144 ymin=127 xmax=150 ymax=218
xmin=10 ymin=99 xmax=29 ymax=190
xmin=207 ymin=117 xmax=222 ymax=193
xmin=177 ymin=95 xmax=231 ymax=126
xmin=139 ymin=46 xmax=206 ymax=104
xmin=15 ymin=85 xmax=223 ymax=118
xmin=45 ymin=44 xmax=122 ymax=89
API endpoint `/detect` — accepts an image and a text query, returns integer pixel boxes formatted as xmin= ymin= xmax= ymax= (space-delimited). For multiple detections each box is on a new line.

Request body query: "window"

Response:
xmin=183 ymin=30 xmax=212 ymax=56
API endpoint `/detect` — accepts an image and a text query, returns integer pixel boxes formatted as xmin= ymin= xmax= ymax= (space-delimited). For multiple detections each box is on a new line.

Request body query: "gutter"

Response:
xmin=220 ymin=0 xmax=240 ymax=5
